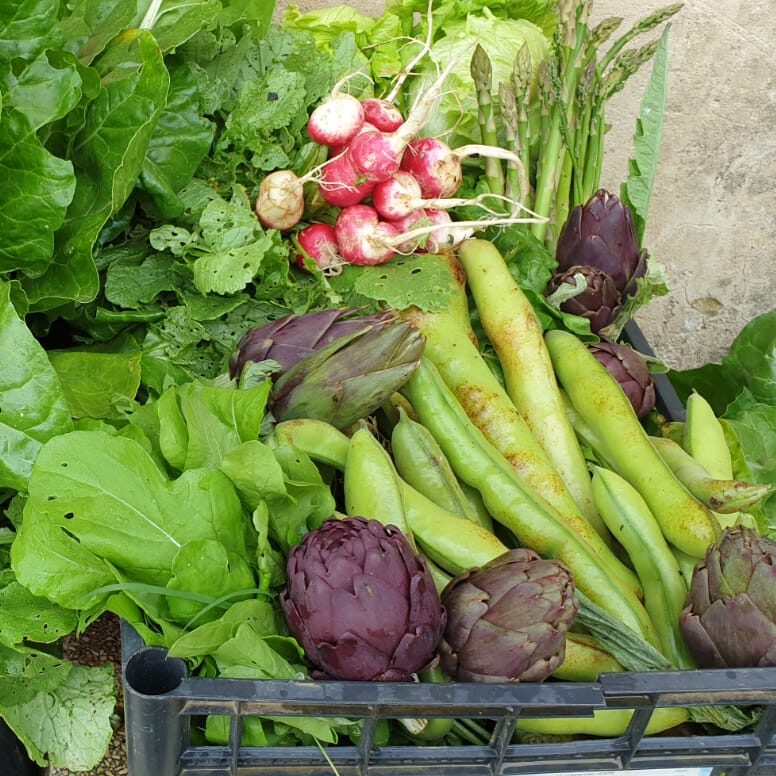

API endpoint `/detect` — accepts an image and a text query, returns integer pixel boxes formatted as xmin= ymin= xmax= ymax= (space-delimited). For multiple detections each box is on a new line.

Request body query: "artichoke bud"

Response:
xmin=588 ymin=341 xmax=656 ymax=419
xmin=680 ymin=526 xmax=776 ymax=668
xmin=229 ymin=308 xmax=395 ymax=379
xmin=547 ymin=265 xmax=622 ymax=334
xmin=439 ymin=549 xmax=579 ymax=683
xmin=271 ymin=320 xmax=425 ymax=430
xmin=281 ymin=517 xmax=446 ymax=681
xmin=556 ymin=189 xmax=648 ymax=298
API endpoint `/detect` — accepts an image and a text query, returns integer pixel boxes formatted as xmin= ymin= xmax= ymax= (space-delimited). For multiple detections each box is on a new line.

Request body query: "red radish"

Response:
xmin=361 ymin=98 xmax=404 ymax=132
xmin=294 ymin=223 xmax=341 ymax=274
xmin=255 ymin=170 xmax=306 ymax=231
xmin=334 ymin=205 xmax=399 ymax=265
xmin=318 ymin=152 xmax=376 ymax=207
xmin=307 ymin=93 xmax=364 ymax=148
xmin=391 ymin=208 xmax=434 ymax=253
xmin=401 ymin=137 xmax=526 ymax=199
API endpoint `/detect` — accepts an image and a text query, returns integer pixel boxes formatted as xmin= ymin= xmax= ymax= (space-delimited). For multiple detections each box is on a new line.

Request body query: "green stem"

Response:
xmin=555 ymin=150 xmax=574 ymax=236
xmin=471 ymin=45 xmax=505 ymax=202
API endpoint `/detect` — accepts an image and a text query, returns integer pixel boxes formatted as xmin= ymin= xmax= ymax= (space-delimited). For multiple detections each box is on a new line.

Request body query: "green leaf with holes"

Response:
xmin=347 ymin=254 xmax=456 ymax=312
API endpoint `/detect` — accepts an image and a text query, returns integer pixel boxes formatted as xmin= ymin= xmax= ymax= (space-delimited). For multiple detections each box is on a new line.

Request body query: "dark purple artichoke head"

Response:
xmin=588 ymin=341 xmax=656 ymax=419
xmin=680 ymin=526 xmax=776 ymax=668
xmin=439 ymin=548 xmax=579 ymax=683
xmin=281 ymin=517 xmax=446 ymax=681
xmin=547 ymin=265 xmax=622 ymax=334
xmin=556 ymin=189 xmax=647 ymax=298
xmin=229 ymin=308 xmax=394 ymax=378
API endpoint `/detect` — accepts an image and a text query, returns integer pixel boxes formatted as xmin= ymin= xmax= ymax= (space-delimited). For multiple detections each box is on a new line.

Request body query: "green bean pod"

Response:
xmin=683 ymin=392 xmax=733 ymax=479
xmin=270 ymin=419 xmax=349 ymax=470
xmin=650 ymin=436 xmax=772 ymax=515
xmin=344 ymin=426 xmax=413 ymax=543
xmin=457 ymin=238 xmax=600 ymax=529
xmin=459 ymin=481 xmax=495 ymax=533
xmin=391 ymin=406 xmax=489 ymax=529
xmin=402 ymin=358 xmax=658 ymax=645
xmin=401 ymin=482 xmax=509 ymax=576
xmin=546 ymin=329 xmax=720 ymax=558
xmin=551 ymin=632 xmax=622 ymax=682
xmin=517 ymin=707 xmax=689 ymax=738
xmin=591 ymin=466 xmax=695 ymax=669
xmin=673 ymin=546 xmax=700 ymax=589
xmin=402 ymin=305 xmax=637 ymax=593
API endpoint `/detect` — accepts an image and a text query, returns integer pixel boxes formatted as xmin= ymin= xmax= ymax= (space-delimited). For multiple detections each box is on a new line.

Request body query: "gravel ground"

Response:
xmin=51 ymin=614 xmax=127 ymax=776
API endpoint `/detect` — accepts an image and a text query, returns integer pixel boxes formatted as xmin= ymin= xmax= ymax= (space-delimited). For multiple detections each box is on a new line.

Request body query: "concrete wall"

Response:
xmin=276 ymin=0 xmax=776 ymax=368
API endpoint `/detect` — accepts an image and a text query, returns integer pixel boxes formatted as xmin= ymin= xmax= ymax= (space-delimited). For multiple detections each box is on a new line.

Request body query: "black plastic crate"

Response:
xmin=121 ymin=321 xmax=776 ymax=775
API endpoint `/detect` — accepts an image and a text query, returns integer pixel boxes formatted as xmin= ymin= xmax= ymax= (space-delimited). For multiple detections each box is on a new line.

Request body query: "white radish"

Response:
xmin=294 ymin=223 xmax=342 ymax=274
xmin=400 ymin=137 xmax=526 ymax=199
xmin=307 ymin=92 xmax=365 ymax=148
xmin=255 ymin=170 xmax=306 ymax=231
xmin=334 ymin=205 xmax=400 ymax=266
xmin=318 ymin=152 xmax=376 ymax=208
xmin=361 ymin=98 xmax=404 ymax=132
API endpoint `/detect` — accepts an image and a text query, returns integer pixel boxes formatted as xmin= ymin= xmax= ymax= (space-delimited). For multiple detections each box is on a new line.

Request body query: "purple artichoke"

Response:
xmin=229 ymin=309 xmax=425 ymax=430
xmin=547 ymin=265 xmax=622 ymax=334
xmin=439 ymin=549 xmax=579 ymax=682
xmin=588 ymin=341 xmax=656 ymax=419
xmin=556 ymin=189 xmax=647 ymax=298
xmin=281 ymin=518 xmax=446 ymax=681
xmin=680 ymin=526 xmax=776 ymax=668
xmin=229 ymin=308 xmax=394 ymax=377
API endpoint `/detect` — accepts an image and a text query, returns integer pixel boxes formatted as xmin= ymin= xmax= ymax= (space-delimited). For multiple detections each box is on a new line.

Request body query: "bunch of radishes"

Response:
xmin=255 ymin=57 xmax=539 ymax=271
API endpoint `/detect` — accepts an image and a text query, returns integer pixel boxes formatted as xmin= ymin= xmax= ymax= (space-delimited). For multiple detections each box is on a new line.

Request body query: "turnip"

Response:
xmin=318 ymin=152 xmax=376 ymax=208
xmin=361 ymin=98 xmax=404 ymax=132
xmin=294 ymin=223 xmax=342 ymax=274
xmin=334 ymin=205 xmax=400 ymax=266
xmin=255 ymin=170 xmax=307 ymax=231
xmin=400 ymin=137 xmax=526 ymax=199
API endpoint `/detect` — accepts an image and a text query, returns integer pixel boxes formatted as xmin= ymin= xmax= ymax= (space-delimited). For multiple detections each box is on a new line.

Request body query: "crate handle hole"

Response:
xmin=125 ymin=647 xmax=186 ymax=696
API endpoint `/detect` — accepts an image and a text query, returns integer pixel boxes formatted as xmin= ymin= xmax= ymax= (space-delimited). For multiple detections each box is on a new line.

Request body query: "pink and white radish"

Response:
xmin=307 ymin=93 xmax=365 ymax=148
xmin=318 ymin=152 xmax=376 ymax=208
xmin=334 ymin=205 xmax=400 ymax=265
xmin=294 ymin=223 xmax=342 ymax=274
xmin=255 ymin=170 xmax=308 ymax=231
xmin=361 ymin=98 xmax=404 ymax=132
xmin=371 ymin=171 xmax=511 ymax=221
xmin=400 ymin=137 xmax=526 ymax=199
xmin=344 ymin=51 xmax=468 ymax=184
xmin=336 ymin=204 xmax=547 ymax=265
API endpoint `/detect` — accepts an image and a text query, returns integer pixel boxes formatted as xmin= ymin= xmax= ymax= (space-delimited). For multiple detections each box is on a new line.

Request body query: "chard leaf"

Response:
xmin=139 ymin=62 xmax=215 ymax=218
xmin=0 ymin=110 xmax=76 ymax=275
xmin=24 ymin=29 xmax=169 ymax=307
xmin=0 ymin=50 xmax=84 ymax=130
xmin=1 ymin=659 xmax=115 ymax=770
xmin=621 ymin=24 xmax=671 ymax=245
xmin=0 ymin=0 xmax=62 ymax=63
xmin=150 ymin=0 xmax=222 ymax=53
xmin=0 ymin=281 xmax=72 ymax=492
